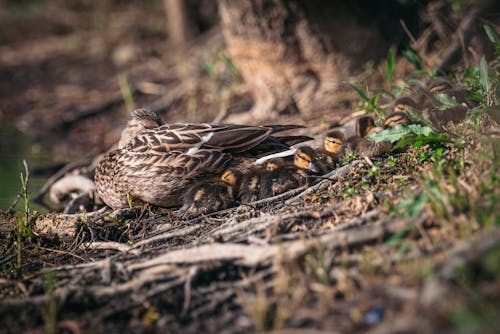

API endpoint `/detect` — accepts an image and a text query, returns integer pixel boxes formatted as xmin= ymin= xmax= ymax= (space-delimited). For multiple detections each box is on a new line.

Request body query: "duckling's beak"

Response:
xmin=307 ymin=162 xmax=320 ymax=173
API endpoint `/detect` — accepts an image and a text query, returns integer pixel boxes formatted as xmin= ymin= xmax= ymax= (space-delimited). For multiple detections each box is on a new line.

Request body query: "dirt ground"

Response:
xmin=0 ymin=1 xmax=499 ymax=333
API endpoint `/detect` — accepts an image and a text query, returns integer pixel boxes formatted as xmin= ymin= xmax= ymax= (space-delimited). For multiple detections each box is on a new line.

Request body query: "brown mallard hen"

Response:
xmin=95 ymin=109 xmax=311 ymax=209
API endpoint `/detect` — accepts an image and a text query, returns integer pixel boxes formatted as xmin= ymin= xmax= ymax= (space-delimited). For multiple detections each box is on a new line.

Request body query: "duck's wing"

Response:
xmin=123 ymin=149 xmax=230 ymax=179
xmin=126 ymin=123 xmax=279 ymax=154
xmin=264 ymin=124 xmax=306 ymax=133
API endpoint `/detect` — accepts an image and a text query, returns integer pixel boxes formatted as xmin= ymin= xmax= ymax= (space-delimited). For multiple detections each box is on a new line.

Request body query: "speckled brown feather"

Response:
xmin=95 ymin=117 xmax=310 ymax=209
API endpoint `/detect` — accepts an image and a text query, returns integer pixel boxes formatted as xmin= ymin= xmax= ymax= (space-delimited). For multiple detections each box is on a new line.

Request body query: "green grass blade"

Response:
xmin=386 ymin=49 xmax=396 ymax=90
xmin=479 ymin=56 xmax=491 ymax=96
xmin=348 ymin=83 xmax=370 ymax=102
xmin=483 ymin=24 xmax=500 ymax=47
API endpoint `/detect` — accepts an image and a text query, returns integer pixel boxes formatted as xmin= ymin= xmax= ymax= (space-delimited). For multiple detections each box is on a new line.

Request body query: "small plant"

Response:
xmin=348 ymin=83 xmax=385 ymax=120
xmin=126 ymin=192 xmax=134 ymax=209
xmin=118 ymin=73 xmax=136 ymax=113
xmin=385 ymin=49 xmax=396 ymax=92
xmin=42 ymin=271 xmax=57 ymax=334
xmin=367 ymin=124 xmax=446 ymax=151
xmin=401 ymin=46 xmax=425 ymax=71
xmin=14 ymin=161 xmax=33 ymax=277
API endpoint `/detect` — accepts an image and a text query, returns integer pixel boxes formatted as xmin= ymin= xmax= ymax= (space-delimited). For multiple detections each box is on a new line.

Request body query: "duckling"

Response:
xmin=425 ymin=80 xmax=469 ymax=128
xmin=356 ymin=116 xmax=377 ymax=138
xmin=260 ymin=156 xmax=312 ymax=198
xmin=391 ymin=96 xmax=419 ymax=114
xmin=178 ymin=179 xmax=236 ymax=217
xmin=331 ymin=115 xmax=376 ymax=140
xmin=427 ymin=79 xmax=454 ymax=94
xmin=383 ymin=111 xmax=412 ymax=128
xmin=238 ymin=165 xmax=269 ymax=203
xmin=238 ymin=147 xmax=319 ymax=203
xmin=326 ymin=128 xmax=390 ymax=159
xmin=95 ymin=108 xmax=312 ymax=209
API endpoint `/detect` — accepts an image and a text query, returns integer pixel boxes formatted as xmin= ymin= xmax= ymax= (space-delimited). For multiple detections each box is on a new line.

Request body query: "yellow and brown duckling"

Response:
xmin=383 ymin=111 xmax=412 ymax=128
xmin=177 ymin=177 xmax=237 ymax=217
xmin=95 ymin=108 xmax=311 ymax=209
xmin=325 ymin=127 xmax=391 ymax=159
xmin=424 ymin=79 xmax=470 ymax=128
xmin=391 ymin=96 xmax=419 ymax=114
xmin=333 ymin=115 xmax=376 ymax=140
xmin=261 ymin=156 xmax=312 ymax=198
xmin=237 ymin=147 xmax=320 ymax=203
xmin=238 ymin=164 xmax=267 ymax=203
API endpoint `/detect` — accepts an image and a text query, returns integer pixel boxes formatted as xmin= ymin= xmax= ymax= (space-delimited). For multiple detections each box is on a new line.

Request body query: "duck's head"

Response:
xmin=221 ymin=169 xmax=242 ymax=187
xmin=324 ymin=130 xmax=344 ymax=154
xmin=427 ymin=79 xmax=453 ymax=93
xmin=384 ymin=112 xmax=411 ymax=128
xmin=393 ymin=96 xmax=418 ymax=113
xmin=119 ymin=108 xmax=163 ymax=148
xmin=356 ymin=116 xmax=376 ymax=138
xmin=294 ymin=146 xmax=320 ymax=173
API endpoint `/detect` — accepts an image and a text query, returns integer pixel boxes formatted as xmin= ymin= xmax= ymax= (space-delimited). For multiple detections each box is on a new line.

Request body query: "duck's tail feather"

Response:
xmin=277 ymin=135 xmax=314 ymax=146
xmin=266 ymin=124 xmax=306 ymax=134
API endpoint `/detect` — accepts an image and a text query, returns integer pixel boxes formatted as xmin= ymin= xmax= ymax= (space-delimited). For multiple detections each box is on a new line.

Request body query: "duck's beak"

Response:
xmin=308 ymin=162 xmax=320 ymax=173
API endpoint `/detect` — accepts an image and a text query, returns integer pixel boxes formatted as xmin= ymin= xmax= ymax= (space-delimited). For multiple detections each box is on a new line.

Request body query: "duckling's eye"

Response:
xmin=330 ymin=139 xmax=341 ymax=145
xmin=266 ymin=162 xmax=278 ymax=171
xmin=221 ymin=171 xmax=236 ymax=185
xmin=298 ymin=153 xmax=311 ymax=162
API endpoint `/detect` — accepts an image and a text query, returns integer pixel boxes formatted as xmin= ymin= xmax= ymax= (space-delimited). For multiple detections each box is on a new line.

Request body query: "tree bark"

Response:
xmin=164 ymin=0 xmax=192 ymax=45
xmin=218 ymin=0 xmax=417 ymax=120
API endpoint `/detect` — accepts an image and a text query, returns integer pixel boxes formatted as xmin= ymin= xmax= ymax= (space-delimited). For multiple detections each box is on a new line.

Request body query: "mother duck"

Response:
xmin=95 ymin=109 xmax=310 ymax=209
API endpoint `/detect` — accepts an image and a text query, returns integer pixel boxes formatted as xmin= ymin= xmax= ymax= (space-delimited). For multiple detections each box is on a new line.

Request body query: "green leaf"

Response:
xmin=401 ymin=49 xmax=421 ymax=70
xmin=465 ymin=91 xmax=484 ymax=103
xmin=386 ymin=49 xmax=396 ymax=89
xmin=348 ymin=83 xmax=370 ymax=102
xmin=393 ymin=134 xmax=449 ymax=150
xmin=367 ymin=124 xmax=434 ymax=143
xmin=432 ymin=93 xmax=461 ymax=110
xmin=479 ymin=56 xmax=491 ymax=95
xmin=483 ymin=24 xmax=500 ymax=46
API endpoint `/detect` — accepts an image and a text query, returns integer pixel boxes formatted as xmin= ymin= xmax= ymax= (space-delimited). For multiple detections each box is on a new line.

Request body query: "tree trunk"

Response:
xmin=164 ymin=0 xmax=192 ymax=45
xmin=218 ymin=0 xmax=417 ymax=121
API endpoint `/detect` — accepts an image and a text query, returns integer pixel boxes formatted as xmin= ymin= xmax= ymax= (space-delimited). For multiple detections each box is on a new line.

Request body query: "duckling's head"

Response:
xmin=356 ymin=116 xmax=376 ymax=138
xmin=366 ymin=126 xmax=384 ymax=136
xmin=393 ymin=96 xmax=418 ymax=113
xmin=265 ymin=159 xmax=283 ymax=171
xmin=221 ymin=169 xmax=241 ymax=186
xmin=427 ymin=80 xmax=453 ymax=93
xmin=294 ymin=146 xmax=319 ymax=173
xmin=384 ymin=112 xmax=411 ymax=128
xmin=119 ymin=108 xmax=163 ymax=148
xmin=324 ymin=130 xmax=344 ymax=154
